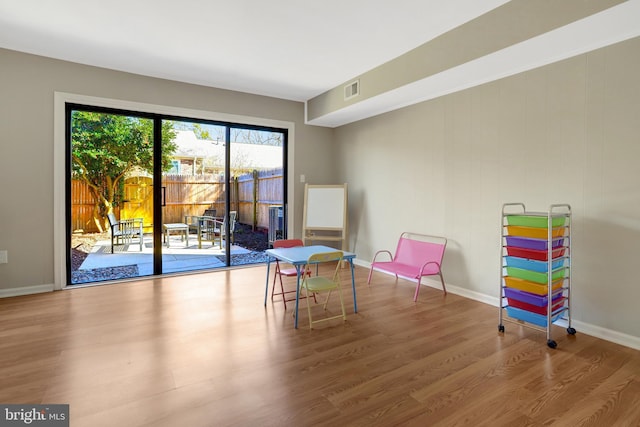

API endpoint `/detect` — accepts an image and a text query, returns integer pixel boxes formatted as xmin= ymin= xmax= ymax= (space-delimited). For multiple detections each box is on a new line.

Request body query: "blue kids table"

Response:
xmin=264 ymin=245 xmax=357 ymax=328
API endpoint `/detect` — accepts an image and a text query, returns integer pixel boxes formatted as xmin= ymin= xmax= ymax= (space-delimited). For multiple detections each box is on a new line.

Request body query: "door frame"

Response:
xmin=54 ymin=92 xmax=295 ymax=290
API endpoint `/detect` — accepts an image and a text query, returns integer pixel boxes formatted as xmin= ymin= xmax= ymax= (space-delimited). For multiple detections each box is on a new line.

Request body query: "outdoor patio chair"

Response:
xmin=107 ymin=213 xmax=144 ymax=253
xmin=185 ymin=215 xmax=217 ymax=249
xmin=211 ymin=211 xmax=237 ymax=249
xmin=187 ymin=211 xmax=236 ymax=249
xmin=185 ymin=215 xmax=212 ymax=236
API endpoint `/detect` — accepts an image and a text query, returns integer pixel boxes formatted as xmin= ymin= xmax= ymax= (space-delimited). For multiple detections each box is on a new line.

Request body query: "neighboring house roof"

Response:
xmin=173 ymin=130 xmax=283 ymax=170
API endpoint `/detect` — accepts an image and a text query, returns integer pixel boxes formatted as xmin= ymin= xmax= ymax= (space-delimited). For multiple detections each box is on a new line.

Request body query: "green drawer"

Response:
xmin=506 ymin=215 xmax=566 ymax=228
xmin=505 ymin=266 xmax=566 ymax=284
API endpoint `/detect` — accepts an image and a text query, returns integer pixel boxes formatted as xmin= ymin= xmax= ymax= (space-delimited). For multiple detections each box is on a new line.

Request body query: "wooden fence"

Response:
xmin=71 ymin=180 xmax=119 ymax=233
xmin=71 ymin=168 xmax=284 ymax=233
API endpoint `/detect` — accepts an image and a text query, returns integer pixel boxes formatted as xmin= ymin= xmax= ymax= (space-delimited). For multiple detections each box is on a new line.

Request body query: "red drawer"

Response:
xmin=508 ymin=297 xmax=565 ymax=315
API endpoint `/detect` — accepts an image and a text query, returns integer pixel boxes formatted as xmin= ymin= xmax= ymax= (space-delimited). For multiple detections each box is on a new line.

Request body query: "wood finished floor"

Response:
xmin=1 ymin=264 xmax=639 ymax=427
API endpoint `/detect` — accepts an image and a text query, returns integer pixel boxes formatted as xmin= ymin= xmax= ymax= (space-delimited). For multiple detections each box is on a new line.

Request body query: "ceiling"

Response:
xmin=1 ymin=0 xmax=639 ymax=127
xmin=0 ymin=0 xmax=511 ymax=100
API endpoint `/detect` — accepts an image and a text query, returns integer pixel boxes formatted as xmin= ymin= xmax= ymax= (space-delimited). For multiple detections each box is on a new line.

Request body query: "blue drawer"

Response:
xmin=506 ymin=306 xmax=563 ymax=327
xmin=504 ymin=256 xmax=564 ymax=272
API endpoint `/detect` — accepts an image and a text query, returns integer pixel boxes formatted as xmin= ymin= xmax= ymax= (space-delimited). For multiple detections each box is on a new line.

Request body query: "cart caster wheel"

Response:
xmin=547 ymin=340 xmax=557 ymax=349
xmin=567 ymin=327 xmax=576 ymax=335
xmin=498 ymin=324 xmax=505 ymax=333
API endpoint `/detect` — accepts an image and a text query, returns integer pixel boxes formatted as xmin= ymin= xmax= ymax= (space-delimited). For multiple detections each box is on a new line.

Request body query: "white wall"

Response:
xmin=334 ymin=37 xmax=640 ymax=345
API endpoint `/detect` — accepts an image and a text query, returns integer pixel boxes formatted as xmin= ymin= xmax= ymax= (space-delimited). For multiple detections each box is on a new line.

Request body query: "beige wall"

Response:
xmin=0 ymin=48 xmax=334 ymax=293
xmin=1 ymin=35 xmax=639 ymax=346
xmin=334 ymin=37 xmax=640 ymax=342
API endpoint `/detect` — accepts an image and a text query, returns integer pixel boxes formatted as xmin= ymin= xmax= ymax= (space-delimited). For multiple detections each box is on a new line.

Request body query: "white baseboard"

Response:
xmin=356 ymin=259 xmax=640 ymax=351
xmin=562 ymin=319 xmax=640 ymax=351
xmin=0 ymin=283 xmax=55 ymax=298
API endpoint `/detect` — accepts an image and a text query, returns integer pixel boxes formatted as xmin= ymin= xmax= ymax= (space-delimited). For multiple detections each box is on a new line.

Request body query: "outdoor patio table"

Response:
xmin=264 ymin=245 xmax=358 ymax=328
xmin=163 ymin=223 xmax=189 ymax=248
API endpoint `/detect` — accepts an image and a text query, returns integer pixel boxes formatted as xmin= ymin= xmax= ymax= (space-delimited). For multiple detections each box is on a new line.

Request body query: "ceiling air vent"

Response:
xmin=344 ymin=79 xmax=360 ymax=100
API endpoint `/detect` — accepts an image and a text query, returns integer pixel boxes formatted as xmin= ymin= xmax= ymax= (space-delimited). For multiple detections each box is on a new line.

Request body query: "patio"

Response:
xmin=72 ymin=229 xmax=269 ymax=284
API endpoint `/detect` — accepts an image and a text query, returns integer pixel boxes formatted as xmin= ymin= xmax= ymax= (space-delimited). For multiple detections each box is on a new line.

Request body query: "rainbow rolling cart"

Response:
xmin=498 ymin=203 xmax=576 ymax=348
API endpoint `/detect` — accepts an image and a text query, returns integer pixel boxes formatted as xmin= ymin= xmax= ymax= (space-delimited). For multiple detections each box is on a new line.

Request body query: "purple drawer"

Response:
xmin=505 ymin=236 xmax=564 ymax=250
xmin=504 ymin=287 xmax=563 ymax=307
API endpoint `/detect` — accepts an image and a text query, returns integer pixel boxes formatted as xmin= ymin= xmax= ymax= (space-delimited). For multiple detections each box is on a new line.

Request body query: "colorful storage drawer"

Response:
xmin=505 ymin=246 xmax=566 ymax=261
xmin=505 ymin=236 xmax=564 ymax=251
xmin=506 ymin=306 xmax=563 ymax=327
xmin=504 ymin=256 xmax=564 ymax=273
xmin=508 ymin=297 xmax=565 ymax=315
xmin=505 ymin=215 xmax=567 ymax=228
xmin=506 ymin=225 xmax=565 ymax=239
xmin=504 ymin=276 xmax=564 ymax=295
xmin=505 ymin=266 xmax=565 ymax=284
xmin=503 ymin=287 xmax=562 ymax=306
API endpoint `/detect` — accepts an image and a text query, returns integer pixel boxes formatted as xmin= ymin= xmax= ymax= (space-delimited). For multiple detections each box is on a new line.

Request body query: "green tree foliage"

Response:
xmin=192 ymin=123 xmax=212 ymax=140
xmin=71 ymin=111 xmax=177 ymax=231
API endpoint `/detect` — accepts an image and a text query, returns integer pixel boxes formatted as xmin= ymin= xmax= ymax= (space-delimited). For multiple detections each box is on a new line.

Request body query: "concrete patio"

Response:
xmin=79 ymin=234 xmax=256 ymax=276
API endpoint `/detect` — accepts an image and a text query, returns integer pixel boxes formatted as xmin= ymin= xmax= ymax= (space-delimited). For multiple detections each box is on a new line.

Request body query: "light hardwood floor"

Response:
xmin=1 ymin=264 xmax=639 ymax=426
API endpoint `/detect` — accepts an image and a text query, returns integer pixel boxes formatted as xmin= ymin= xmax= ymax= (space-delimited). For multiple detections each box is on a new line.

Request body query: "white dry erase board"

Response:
xmin=302 ymin=183 xmax=348 ymax=249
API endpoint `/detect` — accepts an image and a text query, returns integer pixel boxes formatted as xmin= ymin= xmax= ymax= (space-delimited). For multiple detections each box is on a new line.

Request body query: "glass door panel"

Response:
xmin=160 ymin=120 xmax=229 ymax=273
xmin=229 ymin=127 xmax=285 ymax=266
xmin=69 ymin=109 xmax=154 ymax=284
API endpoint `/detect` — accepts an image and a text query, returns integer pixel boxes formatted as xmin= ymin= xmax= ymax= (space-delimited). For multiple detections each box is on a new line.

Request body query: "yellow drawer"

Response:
xmin=506 ymin=226 xmax=565 ymax=239
xmin=504 ymin=276 xmax=563 ymax=295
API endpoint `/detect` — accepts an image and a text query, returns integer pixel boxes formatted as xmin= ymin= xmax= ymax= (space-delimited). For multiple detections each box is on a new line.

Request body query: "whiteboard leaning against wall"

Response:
xmin=302 ymin=183 xmax=348 ymax=251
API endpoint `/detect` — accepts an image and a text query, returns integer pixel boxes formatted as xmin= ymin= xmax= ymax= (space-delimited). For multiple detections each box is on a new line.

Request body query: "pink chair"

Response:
xmin=368 ymin=232 xmax=447 ymax=301
xmin=271 ymin=239 xmax=314 ymax=309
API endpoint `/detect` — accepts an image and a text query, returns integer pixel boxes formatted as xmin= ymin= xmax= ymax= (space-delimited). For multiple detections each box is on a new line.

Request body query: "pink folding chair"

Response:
xmin=271 ymin=239 xmax=315 ymax=309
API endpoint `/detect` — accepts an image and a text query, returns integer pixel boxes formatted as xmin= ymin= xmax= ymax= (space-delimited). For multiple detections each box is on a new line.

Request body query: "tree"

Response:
xmin=71 ymin=111 xmax=177 ymax=232
xmin=192 ymin=123 xmax=212 ymax=140
xmin=231 ymin=129 xmax=282 ymax=146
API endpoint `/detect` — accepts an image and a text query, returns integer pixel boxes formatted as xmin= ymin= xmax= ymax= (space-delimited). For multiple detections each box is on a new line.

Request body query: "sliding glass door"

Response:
xmin=67 ymin=105 xmax=286 ymax=285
